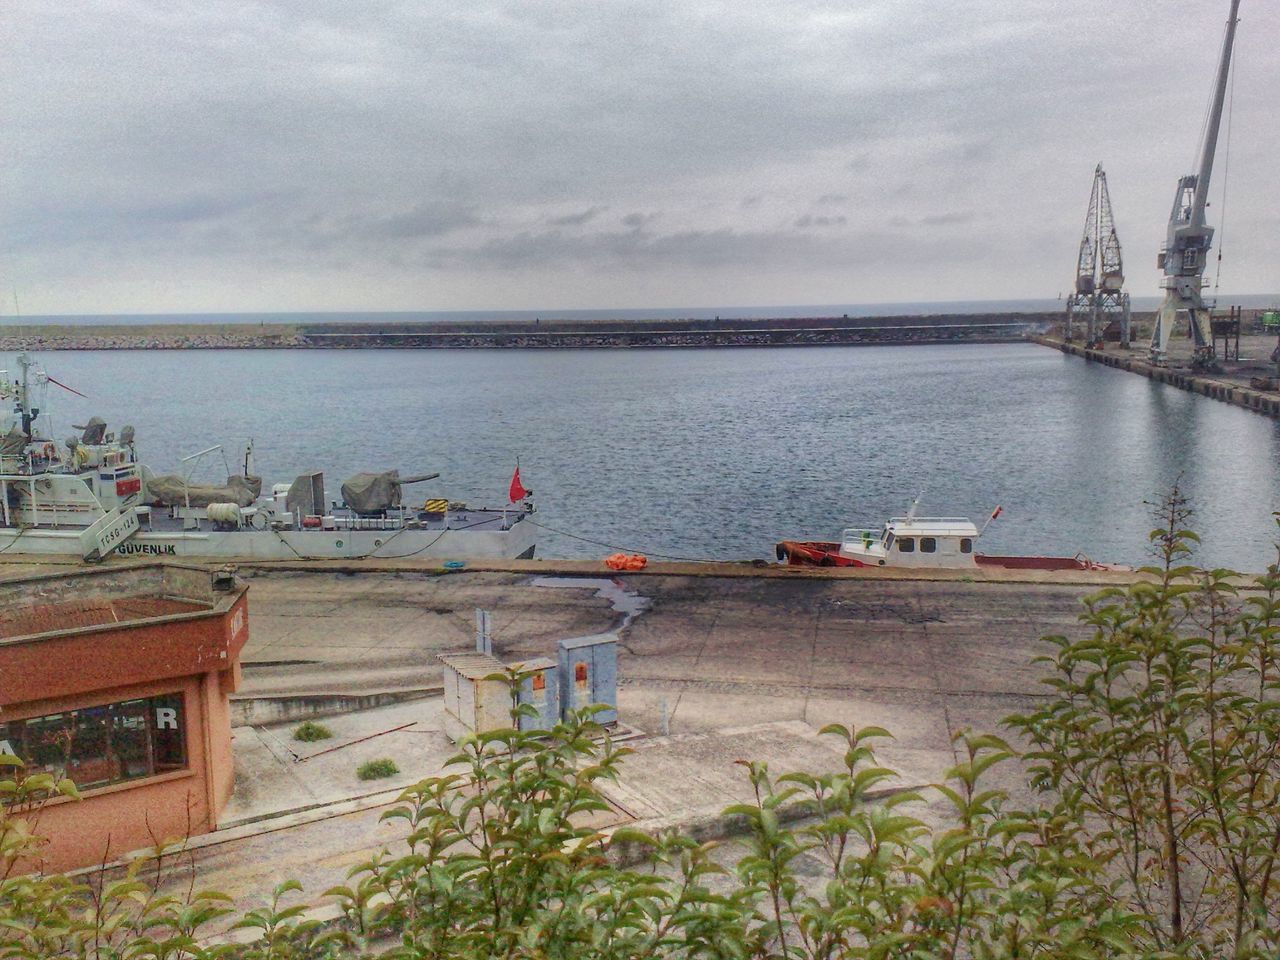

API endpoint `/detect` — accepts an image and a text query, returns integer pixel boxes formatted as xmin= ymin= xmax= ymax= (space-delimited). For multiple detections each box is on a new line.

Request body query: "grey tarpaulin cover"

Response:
xmin=73 ymin=417 xmax=107 ymax=445
xmin=341 ymin=470 xmax=438 ymax=514
xmin=0 ymin=427 xmax=26 ymax=457
xmin=146 ymin=474 xmax=262 ymax=508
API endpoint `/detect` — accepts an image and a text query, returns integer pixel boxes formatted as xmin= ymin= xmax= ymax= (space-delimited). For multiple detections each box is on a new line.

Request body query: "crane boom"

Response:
xmin=1149 ymin=0 xmax=1242 ymax=367
xmin=1192 ymin=0 xmax=1241 ymax=227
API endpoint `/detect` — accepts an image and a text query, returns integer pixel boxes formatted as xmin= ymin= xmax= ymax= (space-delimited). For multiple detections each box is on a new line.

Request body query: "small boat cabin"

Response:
xmin=838 ymin=516 xmax=980 ymax=568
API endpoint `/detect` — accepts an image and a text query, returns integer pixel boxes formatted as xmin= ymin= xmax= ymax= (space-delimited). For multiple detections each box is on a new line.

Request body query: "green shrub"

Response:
xmin=356 ymin=758 xmax=399 ymax=781
xmin=291 ymin=721 xmax=332 ymax=743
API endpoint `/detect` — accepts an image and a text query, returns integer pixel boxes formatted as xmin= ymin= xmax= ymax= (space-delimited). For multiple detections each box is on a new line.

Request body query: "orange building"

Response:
xmin=0 ymin=563 xmax=248 ymax=874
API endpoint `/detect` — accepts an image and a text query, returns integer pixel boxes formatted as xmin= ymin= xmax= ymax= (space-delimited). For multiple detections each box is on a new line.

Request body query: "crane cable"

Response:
xmin=1211 ymin=43 xmax=1237 ymax=300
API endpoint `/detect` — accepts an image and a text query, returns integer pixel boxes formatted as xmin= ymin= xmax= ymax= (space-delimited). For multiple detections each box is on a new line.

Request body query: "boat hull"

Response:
xmin=0 ymin=518 xmax=537 ymax=562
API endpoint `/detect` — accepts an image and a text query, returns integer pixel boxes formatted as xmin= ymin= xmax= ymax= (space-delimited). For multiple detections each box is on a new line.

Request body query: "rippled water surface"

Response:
xmin=23 ymin=343 xmax=1280 ymax=569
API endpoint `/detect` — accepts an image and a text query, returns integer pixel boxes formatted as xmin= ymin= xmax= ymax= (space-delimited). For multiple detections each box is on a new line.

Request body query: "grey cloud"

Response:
xmin=0 ymin=0 xmax=1276 ymax=311
xmin=352 ymin=201 xmax=481 ymax=240
xmin=795 ymin=214 xmax=848 ymax=228
xmin=548 ymin=206 xmax=607 ymax=227
xmin=919 ymin=212 xmax=974 ymax=226
xmin=622 ymin=212 xmax=660 ymax=229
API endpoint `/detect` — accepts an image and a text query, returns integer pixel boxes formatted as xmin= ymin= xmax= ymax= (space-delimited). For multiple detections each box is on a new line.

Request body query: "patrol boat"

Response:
xmin=0 ymin=354 xmax=536 ymax=561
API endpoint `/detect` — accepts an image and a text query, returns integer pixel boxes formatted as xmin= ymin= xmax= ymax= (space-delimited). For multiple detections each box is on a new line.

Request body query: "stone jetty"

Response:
xmin=0 ymin=312 xmax=1053 ymax=351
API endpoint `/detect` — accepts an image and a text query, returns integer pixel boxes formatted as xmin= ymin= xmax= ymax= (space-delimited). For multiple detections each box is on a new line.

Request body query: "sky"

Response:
xmin=1 ymin=0 xmax=1277 ymax=316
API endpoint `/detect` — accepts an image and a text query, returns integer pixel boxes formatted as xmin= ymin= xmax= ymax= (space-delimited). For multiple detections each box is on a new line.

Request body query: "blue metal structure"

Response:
xmin=514 ymin=657 xmax=559 ymax=732
xmin=557 ymin=635 xmax=618 ymax=724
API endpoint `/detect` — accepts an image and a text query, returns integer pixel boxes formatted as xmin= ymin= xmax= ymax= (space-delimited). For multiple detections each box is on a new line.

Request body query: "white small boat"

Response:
xmin=777 ymin=502 xmax=1114 ymax=571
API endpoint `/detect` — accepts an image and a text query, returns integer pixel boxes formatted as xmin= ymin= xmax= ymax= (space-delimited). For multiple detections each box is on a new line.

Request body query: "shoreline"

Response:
xmin=1034 ymin=334 xmax=1280 ymax=419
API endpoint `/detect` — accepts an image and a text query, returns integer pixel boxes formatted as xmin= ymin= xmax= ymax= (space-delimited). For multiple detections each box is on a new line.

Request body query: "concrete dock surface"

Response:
xmin=1037 ymin=332 xmax=1280 ymax=418
xmin=111 ymin=567 xmax=1106 ymax=920
xmin=5 ymin=560 xmax=1148 ymax=929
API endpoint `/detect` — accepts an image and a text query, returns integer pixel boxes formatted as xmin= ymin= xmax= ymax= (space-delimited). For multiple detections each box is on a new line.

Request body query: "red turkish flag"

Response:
xmin=509 ymin=466 xmax=528 ymax=502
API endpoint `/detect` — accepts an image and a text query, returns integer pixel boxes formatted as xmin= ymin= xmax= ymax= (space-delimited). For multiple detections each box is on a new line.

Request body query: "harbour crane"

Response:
xmin=1149 ymin=0 xmax=1242 ymax=368
xmin=1065 ymin=164 xmax=1130 ymax=348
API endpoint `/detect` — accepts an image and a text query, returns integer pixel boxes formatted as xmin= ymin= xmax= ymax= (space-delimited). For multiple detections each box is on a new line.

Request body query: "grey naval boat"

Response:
xmin=0 ymin=354 xmax=536 ymax=562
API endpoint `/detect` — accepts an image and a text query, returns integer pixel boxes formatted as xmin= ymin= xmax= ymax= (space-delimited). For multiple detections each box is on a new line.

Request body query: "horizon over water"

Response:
xmin=6 ymin=294 xmax=1280 ymax=326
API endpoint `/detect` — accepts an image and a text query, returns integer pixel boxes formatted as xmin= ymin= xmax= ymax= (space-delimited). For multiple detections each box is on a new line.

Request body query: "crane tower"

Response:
xmin=1149 ymin=0 xmax=1242 ymax=368
xmin=1065 ymin=164 xmax=1130 ymax=348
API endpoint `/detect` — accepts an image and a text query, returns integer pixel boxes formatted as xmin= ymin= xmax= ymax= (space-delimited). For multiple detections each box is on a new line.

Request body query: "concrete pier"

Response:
xmin=0 ymin=313 xmax=1049 ymax=351
xmin=1035 ymin=334 xmax=1280 ymax=419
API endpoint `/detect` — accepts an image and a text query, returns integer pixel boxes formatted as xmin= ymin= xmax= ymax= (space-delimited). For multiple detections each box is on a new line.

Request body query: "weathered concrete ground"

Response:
xmin=224 ymin=570 xmax=1101 ymax=838
xmin=77 ymin=569 xmax=1108 ymax=930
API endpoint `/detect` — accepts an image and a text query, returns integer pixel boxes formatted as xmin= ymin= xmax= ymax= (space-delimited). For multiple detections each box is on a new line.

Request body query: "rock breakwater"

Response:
xmin=0 ymin=313 xmax=1056 ymax=351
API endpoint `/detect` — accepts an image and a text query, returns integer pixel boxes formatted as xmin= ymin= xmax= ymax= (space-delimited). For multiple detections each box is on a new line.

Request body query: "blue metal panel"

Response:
xmin=591 ymin=638 xmax=618 ymax=725
xmin=557 ymin=635 xmax=617 ymax=724
xmin=515 ymin=658 xmax=558 ymax=732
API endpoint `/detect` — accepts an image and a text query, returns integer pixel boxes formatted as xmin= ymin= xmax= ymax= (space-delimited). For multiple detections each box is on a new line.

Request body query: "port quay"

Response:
xmin=3 ymin=309 xmax=1277 ymax=419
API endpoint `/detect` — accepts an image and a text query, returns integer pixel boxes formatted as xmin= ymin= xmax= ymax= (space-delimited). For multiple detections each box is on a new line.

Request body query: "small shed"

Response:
xmin=513 ymin=657 xmax=559 ymax=732
xmin=438 ymin=652 xmax=511 ymax=739
xmin=557 ymin=635 xmax=617 ymax=725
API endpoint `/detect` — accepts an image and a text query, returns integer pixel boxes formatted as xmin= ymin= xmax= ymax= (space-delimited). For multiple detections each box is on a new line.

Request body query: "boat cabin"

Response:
xmin=838 ymin=516 xmax=980 ymax=568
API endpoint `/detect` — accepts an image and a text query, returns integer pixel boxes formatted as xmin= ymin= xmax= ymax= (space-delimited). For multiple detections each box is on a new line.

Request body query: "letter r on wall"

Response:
xmin=155 ymin=708 xmax=179 ymax=730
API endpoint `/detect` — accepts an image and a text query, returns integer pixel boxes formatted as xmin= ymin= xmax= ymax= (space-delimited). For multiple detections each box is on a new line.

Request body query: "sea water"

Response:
xmin=22 ymin=342 xmax=1280 ymax=570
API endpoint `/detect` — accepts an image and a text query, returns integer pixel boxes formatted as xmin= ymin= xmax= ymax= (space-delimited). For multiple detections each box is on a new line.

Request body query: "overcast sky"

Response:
xmin=1 ymin=0 xmax=1276 ymax=315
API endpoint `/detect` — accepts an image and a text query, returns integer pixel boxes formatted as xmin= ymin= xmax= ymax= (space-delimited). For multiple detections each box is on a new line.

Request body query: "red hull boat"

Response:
xmin=776 ymin=539 xmax=1111 ymax=572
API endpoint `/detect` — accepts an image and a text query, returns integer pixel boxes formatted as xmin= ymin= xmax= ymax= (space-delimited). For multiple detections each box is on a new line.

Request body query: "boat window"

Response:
xmin=920 ymin=537 xmax=937 ymax=553
xmin=884 ymin=533 xmax=895 ymax=550
xmin=897 ymin=537 xmax=915 ymax=553
xmin=960 ymin=538 xmax=973 ymax=554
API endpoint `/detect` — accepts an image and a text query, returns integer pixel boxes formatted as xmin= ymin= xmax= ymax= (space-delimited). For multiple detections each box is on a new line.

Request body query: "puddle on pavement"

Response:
xmin=530 ymin=576 xmax=652 ymax=641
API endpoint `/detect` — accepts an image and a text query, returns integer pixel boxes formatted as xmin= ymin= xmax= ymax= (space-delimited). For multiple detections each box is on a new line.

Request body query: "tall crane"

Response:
xmin=1149 ymin=0 xmax=1242 ymax=368
xmin=1065 ymin=164 xmax=1130 ymax=348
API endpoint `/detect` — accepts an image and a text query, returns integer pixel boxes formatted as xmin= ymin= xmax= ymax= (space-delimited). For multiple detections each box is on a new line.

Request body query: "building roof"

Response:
xmin=0 ymin=563 xmax=249 ymax=709
xmin=884 ymin=517 xmax=980 ymax=537
xmin=0 ymin=595 xmax=207 ymax=640
xmin=0 ymin=564 xmax=237 ymax=643
xmin=438 ymin=652 xmax=507 ymax=679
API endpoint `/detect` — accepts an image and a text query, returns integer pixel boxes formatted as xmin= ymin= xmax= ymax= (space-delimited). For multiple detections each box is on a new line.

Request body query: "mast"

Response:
xmin=1149 ymin=0 xmax=1243 ymax=368
xmin=16 ymin=353 xmax=37 ymax=438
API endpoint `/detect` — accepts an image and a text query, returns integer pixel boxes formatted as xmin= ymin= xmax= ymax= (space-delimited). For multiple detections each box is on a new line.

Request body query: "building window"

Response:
xmin=920 ymin=537 xmax=937 ymax=553
xmin=897 ymin=537 xmax=915 ymax=553
xmin=960 ymin=538 xmax=973 ymax=554
xmin=0 ymin=694 xmax=187 ymax=791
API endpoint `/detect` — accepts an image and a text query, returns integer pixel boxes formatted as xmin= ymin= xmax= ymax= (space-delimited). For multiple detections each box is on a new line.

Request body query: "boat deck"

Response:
xmin=136 ymin=505 xmax=524 ymax=535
